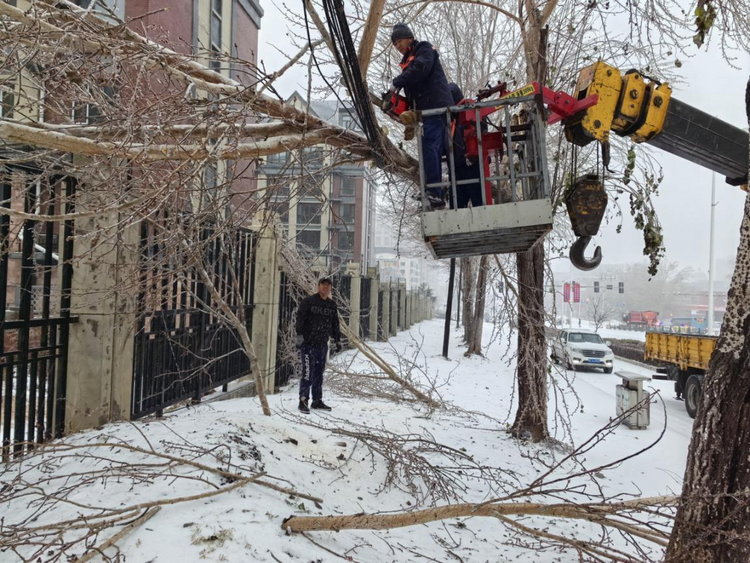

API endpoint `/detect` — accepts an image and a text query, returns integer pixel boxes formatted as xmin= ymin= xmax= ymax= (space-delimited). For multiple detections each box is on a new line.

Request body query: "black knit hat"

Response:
xmin=391 ymin=23 xmax=414 ymax=44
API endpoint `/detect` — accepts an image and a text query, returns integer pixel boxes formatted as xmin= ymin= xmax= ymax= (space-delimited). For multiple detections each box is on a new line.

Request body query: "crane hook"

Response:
xmin=569 ymin=236 xmax=602 ymax=271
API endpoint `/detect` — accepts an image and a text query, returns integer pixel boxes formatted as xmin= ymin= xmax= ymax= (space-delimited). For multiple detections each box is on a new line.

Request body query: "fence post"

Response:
xmin=347 ymin=263 xmax=360 ymax=337
xmin=65 ymin=208 xmax=138 ymax=433
xmin=368 ymin=269 xmax=379 ymax=339
xmin=250 ymin=216 xmax=281 ymax=394
xmin=399 ymin=281 xmax=407 ymax=330
xmin=381 ymin=281 xmax=390 ymax=341
xmin=390 ymin=282 xmax=398 ymax=336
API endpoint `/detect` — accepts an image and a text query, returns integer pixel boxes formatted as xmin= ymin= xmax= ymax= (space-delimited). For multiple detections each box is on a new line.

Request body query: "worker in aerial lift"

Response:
xmin=447 ymin=83 xmax=484 ymax=209
xmin=389 ymin=23 xmax=454 ymax=210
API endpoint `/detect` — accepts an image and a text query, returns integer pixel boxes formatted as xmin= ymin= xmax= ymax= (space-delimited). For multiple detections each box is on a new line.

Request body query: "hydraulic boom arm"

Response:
xmin=562 ymin=61 xmax=749 ymax=270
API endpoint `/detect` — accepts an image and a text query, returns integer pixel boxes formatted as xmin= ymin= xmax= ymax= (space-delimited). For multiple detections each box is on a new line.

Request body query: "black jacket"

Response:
xmin=393 ymin=41 xmax=453 ymax=112
xmin=296 ymin=294 xmax=341 ymax=346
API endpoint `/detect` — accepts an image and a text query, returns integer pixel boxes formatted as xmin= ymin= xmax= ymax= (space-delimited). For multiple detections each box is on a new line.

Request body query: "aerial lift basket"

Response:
xmin=417 ymin=95 xmax=553 ymax=259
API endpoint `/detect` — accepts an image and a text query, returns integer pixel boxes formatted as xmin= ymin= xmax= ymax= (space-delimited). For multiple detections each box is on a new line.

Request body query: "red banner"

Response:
xmin=563 ymin=282 xmax=570 ymax=303
xmin=573 ymin=282 xmax=581 ymax=303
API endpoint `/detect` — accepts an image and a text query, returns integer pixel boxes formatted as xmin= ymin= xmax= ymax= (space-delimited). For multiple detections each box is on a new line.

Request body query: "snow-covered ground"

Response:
xmin=1 ymin=320 xmax=691 ymax=562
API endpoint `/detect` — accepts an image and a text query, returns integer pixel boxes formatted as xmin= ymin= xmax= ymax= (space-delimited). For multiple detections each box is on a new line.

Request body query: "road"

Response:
xmin=561 ymin=357 xmax=694 ymax=496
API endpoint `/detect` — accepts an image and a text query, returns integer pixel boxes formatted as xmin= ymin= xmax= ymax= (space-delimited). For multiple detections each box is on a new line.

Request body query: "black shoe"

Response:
xmin=428 ymin=195 xmax=446 ymax=210
xmin=298 ymin=397 xmax=310 ymax=414
xmin=311 ymin=400 xmax=332 ymax=411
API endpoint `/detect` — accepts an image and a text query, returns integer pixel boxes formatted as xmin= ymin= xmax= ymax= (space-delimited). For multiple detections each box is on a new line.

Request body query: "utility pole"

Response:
xmin=443 ymin=258 xmax=456 ymax=358
xmin=707 ymin=172 xmax=716 ymax=335
xmin=456 ymin=261 xmax=462 ymax=328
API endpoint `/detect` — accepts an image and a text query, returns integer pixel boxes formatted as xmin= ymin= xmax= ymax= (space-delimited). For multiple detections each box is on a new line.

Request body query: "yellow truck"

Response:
xmin=645 ymin=331 xmax=717 ymax=418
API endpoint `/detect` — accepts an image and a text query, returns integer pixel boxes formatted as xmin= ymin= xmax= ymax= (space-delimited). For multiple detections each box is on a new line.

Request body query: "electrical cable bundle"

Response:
xmin=317 ymin=0 xmax=386 ymax=166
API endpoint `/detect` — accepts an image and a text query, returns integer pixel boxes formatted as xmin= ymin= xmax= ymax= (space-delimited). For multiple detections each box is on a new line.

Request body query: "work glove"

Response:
xmin=295 ymin=334 xmax=305 ymax=348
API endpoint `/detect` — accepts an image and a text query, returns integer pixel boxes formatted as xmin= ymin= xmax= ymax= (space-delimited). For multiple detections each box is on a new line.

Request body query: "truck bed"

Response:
xmin=645 ymin=331 xmax=717 ymax=371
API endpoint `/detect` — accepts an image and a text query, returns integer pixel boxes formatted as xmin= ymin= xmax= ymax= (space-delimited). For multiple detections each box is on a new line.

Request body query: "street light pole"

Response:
xmin=707 ymin=172 xmax=716 ymax=335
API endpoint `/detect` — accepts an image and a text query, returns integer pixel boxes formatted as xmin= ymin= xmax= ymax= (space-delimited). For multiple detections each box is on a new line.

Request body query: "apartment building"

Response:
xmin=257 ymin=92 xmax=377 ymax=274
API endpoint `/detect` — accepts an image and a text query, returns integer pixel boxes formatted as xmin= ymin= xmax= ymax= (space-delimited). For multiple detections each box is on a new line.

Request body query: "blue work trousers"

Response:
xmin=422 ymin=116 xmax=447 ymax=199
xmin=299 ymin=344 xmax=328 ymax=401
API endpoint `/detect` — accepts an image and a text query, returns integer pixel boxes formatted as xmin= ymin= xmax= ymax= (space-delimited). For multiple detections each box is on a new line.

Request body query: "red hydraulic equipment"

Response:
xmin=445 ymin=82 xmax=597 ymax=205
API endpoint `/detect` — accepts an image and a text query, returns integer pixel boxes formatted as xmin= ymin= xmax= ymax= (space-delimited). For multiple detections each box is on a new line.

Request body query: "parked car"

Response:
xmin=551 ymin=329 xmax=614 ymax=373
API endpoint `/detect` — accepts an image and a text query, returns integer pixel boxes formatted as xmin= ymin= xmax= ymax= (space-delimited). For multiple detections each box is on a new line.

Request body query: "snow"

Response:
xmin=0 ymin=320 xmax=691 ymax=562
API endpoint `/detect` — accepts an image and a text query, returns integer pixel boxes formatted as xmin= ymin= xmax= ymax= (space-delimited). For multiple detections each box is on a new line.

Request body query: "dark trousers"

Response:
xmin=299 ymin=344 xmax=327 ymax=401
xmin=422 ymin=116 xmax=446 ymax=199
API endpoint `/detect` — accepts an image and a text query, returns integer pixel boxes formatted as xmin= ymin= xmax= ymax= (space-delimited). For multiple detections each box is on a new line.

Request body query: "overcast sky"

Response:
xmin=257 ymin=4 xmax=749 ymax=280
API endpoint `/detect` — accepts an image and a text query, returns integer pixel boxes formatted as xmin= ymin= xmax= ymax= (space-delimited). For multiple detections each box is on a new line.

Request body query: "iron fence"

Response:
xmin=275 ymin=272 xmax=299 ymax=389
xmin=131 ymin=223 xmax=255 ymax=419
xmin=359 ymin=277 xmax=371 ymax=340
xmin=1 ymin=168 xmax=77 ymax=458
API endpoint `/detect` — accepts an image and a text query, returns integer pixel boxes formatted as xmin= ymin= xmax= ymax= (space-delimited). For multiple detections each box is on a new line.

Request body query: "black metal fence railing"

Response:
xmin=359 ymin=277 xmax=371 ymax=340
xmin=131 ymin=224 xmax=255 ymax=420
xmin=275 ymin=272 xmax=299 ymax=390
xmin=1 ymin=168 xmax=77 ymax=458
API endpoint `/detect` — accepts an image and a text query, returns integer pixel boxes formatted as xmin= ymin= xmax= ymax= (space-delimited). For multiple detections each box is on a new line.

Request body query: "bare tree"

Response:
xmin=588 ymin=292 xmax=618 ymax=331
xmin=664 ymin=76 xmax=750 ymax=563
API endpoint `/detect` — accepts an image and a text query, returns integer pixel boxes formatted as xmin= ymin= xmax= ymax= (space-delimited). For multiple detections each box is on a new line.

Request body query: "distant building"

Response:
xmin=373 ymin=215 xmax=426 ymax=289
xmin=256 ymin=93 xmax=376 ymax=274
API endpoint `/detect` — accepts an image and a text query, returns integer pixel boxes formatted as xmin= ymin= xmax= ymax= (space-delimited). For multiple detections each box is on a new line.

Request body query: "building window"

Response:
xmin=340 ymin=203 xmax=355 ymax=223
xmin=270 ymin=201 xmax=289 ymax=224
xmin=296 ymin=229 xmax=320 ymax=250
xmin=340 ymin=176 xmax=356 ymax=196
xmin=301 ymin=174 xmax=324 ymax=199
xmin=337 ymin=231 xmax=354 ymax=252
xmin=70 ymin=85 xmax=114 ymax=124
xmin=341 ymin=113 xmax=360 ymax=132
xmin=204 ymin=165 xmax=217 ymax=189
xmin=0 ymin=87 xmax=14 ymax=119
xmin=302 ymin=147 xmax=325 ymax=167
xmin=210 ymin=0 xmax=223 ymax=71
xmin=266 ymin=151 xmax=288 ymax=165
xmin=297 ymin=202 xmax=321 ymax=225
xmin=267 ymin=175 xmax=290 ymax=197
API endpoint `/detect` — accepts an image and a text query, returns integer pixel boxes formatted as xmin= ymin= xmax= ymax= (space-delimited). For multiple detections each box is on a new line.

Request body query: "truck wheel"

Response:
xmin=566 ymin=357 xmax=575 ymax=371
xmin=604 ymin=367 xmax=613 ymax=374
xmin=685 ymin=374 xmax=703 ymax=419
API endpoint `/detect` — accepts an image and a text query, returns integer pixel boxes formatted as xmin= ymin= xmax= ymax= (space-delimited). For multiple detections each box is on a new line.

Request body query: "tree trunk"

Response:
xmin=511 ymin=242 xmax=548 ymax=442
xmin=511 ymin=8 xmax=549 ymax=442
xmin=461 ymin=257 xmax=476 ymax=344
xmin=466 ymin=255 xmax=488 ymax=356
xmin=665 ymin=78 xmax=750 ymax=562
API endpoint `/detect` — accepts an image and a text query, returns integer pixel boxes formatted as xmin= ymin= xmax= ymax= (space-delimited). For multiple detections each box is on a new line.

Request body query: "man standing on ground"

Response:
xmin=390 ymin=23 xmax=454 ymax=209
xmin=295 ymin=277 xmax=342 ymax=414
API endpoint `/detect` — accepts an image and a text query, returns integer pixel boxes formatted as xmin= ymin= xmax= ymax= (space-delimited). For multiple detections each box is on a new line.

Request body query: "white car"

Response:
xmin=551 ymin=329 xmax=614 ymax=373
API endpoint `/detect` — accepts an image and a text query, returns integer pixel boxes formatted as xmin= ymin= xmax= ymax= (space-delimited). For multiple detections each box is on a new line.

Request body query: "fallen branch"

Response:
xmin=282 ymin=497 xmax=676 ymax=533
xmin=73 ymin=507 xmax=161 ymax=563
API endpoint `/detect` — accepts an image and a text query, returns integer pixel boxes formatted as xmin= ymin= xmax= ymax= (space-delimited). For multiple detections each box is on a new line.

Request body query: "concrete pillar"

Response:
xmin=369 ymin=274 xmax=379 ymax=339
xmin=66 ymin=203 xmax=138 ymax=432
xmin=405 ymin=290 xmax=412 ymax=328
xmin=250 ymin=217 xmax=281 ymax=394
xmin=399 ymin=282 xmax=407 ymax=330
xmin=381 ymin=282 xmax=390 ymax=341
xmin=347 ymin=265 xmax=361 ymax=336
xmin=390 ymin=282 xmax=398 ymax=336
